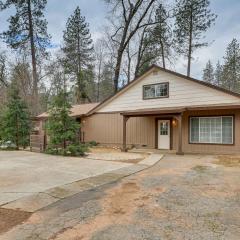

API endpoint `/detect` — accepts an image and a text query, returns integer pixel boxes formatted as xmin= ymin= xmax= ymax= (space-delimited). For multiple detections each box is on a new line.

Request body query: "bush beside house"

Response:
xmin=45 ymin=90 xmax=88 ymax=156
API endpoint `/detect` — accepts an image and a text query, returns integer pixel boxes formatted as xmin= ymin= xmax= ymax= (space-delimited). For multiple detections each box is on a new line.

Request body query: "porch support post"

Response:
xmin=176 ymin=113 xmax=184 ymax=155
xmin=122 ymin=115 xmax=129 ymax=152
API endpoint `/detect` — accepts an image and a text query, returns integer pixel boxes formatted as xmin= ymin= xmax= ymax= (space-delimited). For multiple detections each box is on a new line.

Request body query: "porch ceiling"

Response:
xmin=121 ymin=107 xmax=185 ymax=117
xmin=121 ymin=103 xmax=240 ymax=117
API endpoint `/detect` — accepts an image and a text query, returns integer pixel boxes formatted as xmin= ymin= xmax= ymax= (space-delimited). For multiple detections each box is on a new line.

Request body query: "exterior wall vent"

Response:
xmin=152 ymin=70 xmax=159 ymax=75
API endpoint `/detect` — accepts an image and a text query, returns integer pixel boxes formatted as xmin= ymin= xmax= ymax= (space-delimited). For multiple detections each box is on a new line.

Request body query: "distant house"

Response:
xmin=34 ymin=65 xmax=240 ymax=154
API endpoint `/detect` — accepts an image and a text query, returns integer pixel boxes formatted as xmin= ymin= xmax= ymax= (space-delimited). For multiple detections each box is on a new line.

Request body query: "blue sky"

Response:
xmin=0 ymin=0 xmax=239 ymax=79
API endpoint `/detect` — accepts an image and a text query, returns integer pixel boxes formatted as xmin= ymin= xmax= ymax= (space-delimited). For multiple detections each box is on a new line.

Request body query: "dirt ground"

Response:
xmin=1 ymin=154 xmax=240 ymax=240
xmin=215 ymin=155 xmax=240 ymax=167
xmin=89 ymin=146 xmax=121 ymax=153
xmin=87 ymin=146 xmax=148 ymax=163
xmin=0 ymin=209 xmax=31 ymax=234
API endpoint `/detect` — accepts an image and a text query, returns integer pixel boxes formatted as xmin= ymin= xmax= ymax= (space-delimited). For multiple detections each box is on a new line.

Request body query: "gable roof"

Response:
xmin=87 ymin=64 xmax=240 ymax=115
xmin=37 ymin=103 xmax=99 ymax=119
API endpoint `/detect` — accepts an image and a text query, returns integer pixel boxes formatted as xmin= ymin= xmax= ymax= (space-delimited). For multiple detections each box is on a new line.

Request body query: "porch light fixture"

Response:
xmin=172 ymin=119 xmax=177 ymax=127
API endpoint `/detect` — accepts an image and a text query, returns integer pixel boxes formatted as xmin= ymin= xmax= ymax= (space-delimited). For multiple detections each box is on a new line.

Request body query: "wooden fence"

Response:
xmin=30 ymin=134 xmax=46 ymax=152
xmin=30 ymin=130 xmax=85 ymax=153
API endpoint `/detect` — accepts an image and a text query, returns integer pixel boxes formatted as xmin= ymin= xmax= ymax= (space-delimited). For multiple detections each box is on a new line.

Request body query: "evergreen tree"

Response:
xmin=202 ymin=60 xmax=214 ymax=84
xmin=214 ymin=61 xmax=223 ymax=86
xmin=0 ymin=85 xmax=30 ymax=149
xmin=62 ymin=7 xmax=94 ymax=103
xmin=0 ymin=51 xmax=8 ymax=87
xmin=150 ymin=3 xmax=172 ymax=69
xmin=221 ymin=38 xmax=240 ymax=92
xmin=174 ymin=0 xmax=217 ymax=76
xmin=46 ymin=91 xmax=79 ymax=153
xmin=0 ymin=0 xmax=51 ymax=114
xmin=99 ymin=63 xmax=114 ymax=101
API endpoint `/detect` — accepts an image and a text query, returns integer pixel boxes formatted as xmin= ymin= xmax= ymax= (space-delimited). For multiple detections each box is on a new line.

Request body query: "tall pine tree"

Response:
xmin=0 ymin=0 xmax=51 ymax=114
xmin=62 ymin=7 xmax=94 ymax=103
xmin=150 ymin=3 xmax=172 ymax=69
xmin=174 ymin=0 xmax=217 ymax=76
xmin=202 ymin=60 xmax=214 ymax=84
xmin=214 ymin=61 xmax=223 ymax=86
xmin=0 ymin=85 xmax=30 ymax=149
xmin=221 ymin=38 xmax=240 ymax=92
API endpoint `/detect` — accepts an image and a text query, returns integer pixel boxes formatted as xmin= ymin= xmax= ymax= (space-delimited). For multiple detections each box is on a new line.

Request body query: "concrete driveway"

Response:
xmin=0 ymin=151 xmax=134 ymax=207
xmin=0 ymin=153 xmax=239 ymax=240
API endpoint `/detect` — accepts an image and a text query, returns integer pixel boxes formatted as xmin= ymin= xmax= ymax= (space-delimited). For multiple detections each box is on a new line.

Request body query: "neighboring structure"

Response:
xmin=34 ymin=65 xmax=240 ymax=154
xmin=31 ymin=103 xmax=99 ymax=151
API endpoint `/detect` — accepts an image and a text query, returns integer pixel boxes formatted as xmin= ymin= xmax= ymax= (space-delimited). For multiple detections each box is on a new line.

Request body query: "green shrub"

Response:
xmin=45 ymin=143 xmax=88 ymax=157
xmin=66 ymin=144 xmax=88 ymax=156
xmin=45 ymin=147 xmax=60 ymax=155
xmin=88 ymin=140 xmax=98 ymax=147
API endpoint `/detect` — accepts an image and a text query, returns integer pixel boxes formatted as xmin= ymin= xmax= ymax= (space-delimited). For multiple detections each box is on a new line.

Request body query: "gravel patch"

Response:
xmin=91 ymin=224 xmax=162 ymax=240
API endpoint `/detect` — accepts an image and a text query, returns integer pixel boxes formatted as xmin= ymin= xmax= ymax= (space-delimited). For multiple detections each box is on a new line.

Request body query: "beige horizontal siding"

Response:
xmin=98 ymin=70 xmax=240 ymax=112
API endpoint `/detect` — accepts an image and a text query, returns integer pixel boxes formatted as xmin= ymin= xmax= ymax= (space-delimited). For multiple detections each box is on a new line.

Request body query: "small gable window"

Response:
xmin=143 ymin=83 xmax=169 ymax=99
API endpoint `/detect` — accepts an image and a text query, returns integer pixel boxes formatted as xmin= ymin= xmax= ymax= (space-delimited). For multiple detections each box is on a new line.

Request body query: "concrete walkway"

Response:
xmin=0 ymin=151 xmax=163 ymax=213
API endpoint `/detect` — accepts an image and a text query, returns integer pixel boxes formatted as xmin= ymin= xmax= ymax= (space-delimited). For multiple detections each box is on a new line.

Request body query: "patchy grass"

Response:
xmin=215 ymin=156 xmax=240 ymax=167
xmin=192 ymin=165 xmax=209 ymax=173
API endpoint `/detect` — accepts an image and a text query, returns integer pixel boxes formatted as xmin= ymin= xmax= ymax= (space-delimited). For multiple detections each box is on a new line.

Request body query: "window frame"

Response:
xmin=142 ymin=82 xmax=169 ymax=100
xmin=189 ymin=115 xmax=234 ymax=145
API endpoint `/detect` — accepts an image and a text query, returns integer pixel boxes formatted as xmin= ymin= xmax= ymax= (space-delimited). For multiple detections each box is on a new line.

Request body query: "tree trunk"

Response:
xmin=127 ymin=59 xmax=131 ymax=84
xmin=27 ymin=0 xmax=38 ymax=113
xmin=187 ymin=6 xmax=193 ymax=77
xmin=160 ymin=39 xmax=166 ymax=69
xmin=16 ymin=115 xmax=19 ymax=150
xmin=135 ymin=28 xmax=146 ymax=78
xmin=97 ymin=57 xmax=102 ymax=101
xmin=113 ymin=19 xmax=130 ymax=93
xmin=63 ymin=139 xmax=66 ymax=150
xmin=76 ymin=74 xmax=81 ymax=103
xmin=126 ymin=45 xmax=131 ymax=84
xmin=114 ymin=50 xmax=123 ymax=92
xmin=76 ymin=30 xmax=82 ymax=103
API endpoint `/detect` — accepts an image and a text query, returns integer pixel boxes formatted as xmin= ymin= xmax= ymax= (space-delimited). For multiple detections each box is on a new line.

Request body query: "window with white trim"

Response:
xmin=190 ymin=116 xmax=233 ymax=144
xmin=143 ymin=83 xmax=168 ymax=99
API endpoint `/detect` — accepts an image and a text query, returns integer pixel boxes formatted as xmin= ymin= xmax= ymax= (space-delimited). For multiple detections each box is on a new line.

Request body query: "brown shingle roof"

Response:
xmin=36 ymin=103 xmax=99 ymax=119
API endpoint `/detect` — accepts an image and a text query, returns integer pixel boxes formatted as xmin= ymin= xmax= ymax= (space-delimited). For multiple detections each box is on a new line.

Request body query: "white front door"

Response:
xmin=158 ymin=120 xmax=170 ymax=150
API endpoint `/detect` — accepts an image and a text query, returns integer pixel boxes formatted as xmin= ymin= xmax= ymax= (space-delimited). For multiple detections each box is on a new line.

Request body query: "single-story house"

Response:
xmin=35 ymin=103 xmax=99 ymax=136
xmin=34 ymin=65 xmax=240 ymax=155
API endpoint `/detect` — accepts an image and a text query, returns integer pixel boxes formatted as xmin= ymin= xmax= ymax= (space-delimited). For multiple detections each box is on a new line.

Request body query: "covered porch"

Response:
xmin=121 ymin=107 xmax=185 ymax=155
